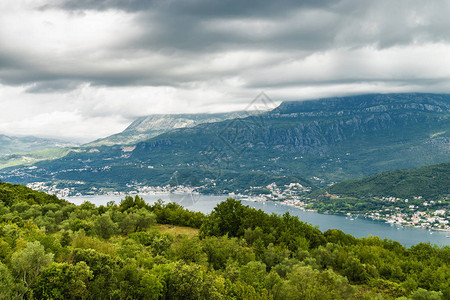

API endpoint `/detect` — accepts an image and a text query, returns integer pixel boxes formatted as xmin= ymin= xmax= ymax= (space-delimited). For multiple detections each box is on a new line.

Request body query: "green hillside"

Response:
xmin=0 ymin=180 xmax=67 ymax=206
xmin=0 ymin=185 xmax=449 ymax=299
xmin=326 ymin=162 xmax=450 ymax=200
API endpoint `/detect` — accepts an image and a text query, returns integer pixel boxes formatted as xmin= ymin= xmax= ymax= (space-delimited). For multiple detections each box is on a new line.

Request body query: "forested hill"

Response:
xmin=0 ymin=183 xmax=449 ymax=298
xmin=326 ymin=162 xmax=450 ymax=200
xmin=0 ymin=180 xmax=66 ymax=206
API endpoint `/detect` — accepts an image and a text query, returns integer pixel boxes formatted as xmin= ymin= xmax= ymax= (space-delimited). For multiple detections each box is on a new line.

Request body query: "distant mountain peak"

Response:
xmin=84 ymin=112 xmax=242 ymax=147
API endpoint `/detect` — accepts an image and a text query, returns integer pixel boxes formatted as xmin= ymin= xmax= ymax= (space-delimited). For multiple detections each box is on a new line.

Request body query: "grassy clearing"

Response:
xmin=153 ymin=223 xmax=199 ymax=237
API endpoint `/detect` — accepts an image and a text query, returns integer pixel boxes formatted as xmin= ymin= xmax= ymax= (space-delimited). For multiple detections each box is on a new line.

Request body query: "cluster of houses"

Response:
xmin=367 ymin=209 xmax=449 ymax=231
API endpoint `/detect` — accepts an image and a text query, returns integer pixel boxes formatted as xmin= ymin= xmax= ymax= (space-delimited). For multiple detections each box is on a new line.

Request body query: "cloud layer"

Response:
xmin=1 ymin=0 xmax=450 ymax=142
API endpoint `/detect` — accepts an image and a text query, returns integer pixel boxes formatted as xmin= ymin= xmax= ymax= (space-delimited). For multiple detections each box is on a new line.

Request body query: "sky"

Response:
xmin=1 ymin=0 xmax=450 ymax=143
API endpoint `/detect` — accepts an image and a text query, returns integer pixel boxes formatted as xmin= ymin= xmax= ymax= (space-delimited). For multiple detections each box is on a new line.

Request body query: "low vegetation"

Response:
xmin=0 ymin=181 xmax=449 ymax=299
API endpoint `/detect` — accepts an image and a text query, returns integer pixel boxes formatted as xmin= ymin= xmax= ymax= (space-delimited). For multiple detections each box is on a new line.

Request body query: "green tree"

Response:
xmin=94 ymin=214 xmax=118 ymax=239
xmin=11 ymin=241 xmax=54 ymax=289
xmin=0 ymin=237 xmax=12 ymax=262
xmin=410 ymin=288 xmax=443 ymax=300
xmin=0 ymin=262 xmax=16 ymax=300
xmin=130 ymin=208 xmax=156 ymax=232
xmin=118 ymin=239 xmax=144 ymax=259
xmin=278 ymin=265 xmax=355 ymax=300
xmin=32 ymin=262 xmax=93 ymax=299
xmin=60 ymin=230 xmax=72 ymax=247
xmin=71 ymin=248 xmax=121 ymax=298
xmin=119 ymin=195 xmax=148 ymax=212
xmin=168 ymin=262 xmax=204 ymax=300
xmin=150 ymin=233 xmax=173 ymax=255
xmin=239 ymin=261 xmax=267 ymax=291
xmin=119 ymin=208 xmax=156 ymax=233
xmin=200 ymin=198 xmax=246 ymax=237
xmin=172 ymin=236 xmax=207 ymax=265
xmin=139 ymin=271 xmax=164 ymax=300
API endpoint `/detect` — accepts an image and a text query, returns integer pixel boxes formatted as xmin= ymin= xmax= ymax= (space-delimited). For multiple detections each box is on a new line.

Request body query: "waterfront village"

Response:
xmin=27 ymin=181 xmax=449 ymax=232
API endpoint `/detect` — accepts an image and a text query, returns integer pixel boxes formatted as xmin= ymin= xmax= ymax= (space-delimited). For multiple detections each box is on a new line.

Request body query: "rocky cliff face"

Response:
xmin=135 ymin=93 xmax=449 ymax=153
xmin=264 ymin=93 xmax=449 ymax=151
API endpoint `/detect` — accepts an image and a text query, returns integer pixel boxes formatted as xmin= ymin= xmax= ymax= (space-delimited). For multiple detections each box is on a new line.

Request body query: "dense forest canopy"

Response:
xmin=0 ymin=181 xmax=449 ymax=299
xmin=325 ymin=163 xmax=450 ymax=200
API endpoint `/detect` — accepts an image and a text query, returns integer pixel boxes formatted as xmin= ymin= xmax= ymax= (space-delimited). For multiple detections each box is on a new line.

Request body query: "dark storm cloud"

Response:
xmin=2 ymin=0 xmax=450 ymax=141
xmin=56 ymin=0 xmax=333 ymax=15
xmin=25 ymin=80 xmax=83 ymax=93
xmin=55 ymin=0 xmax=450 ymax=51
xmin=2 ymin=0 xmax=450 ymax=93
xmin=53 ymin=0 xmax=342 ymax=52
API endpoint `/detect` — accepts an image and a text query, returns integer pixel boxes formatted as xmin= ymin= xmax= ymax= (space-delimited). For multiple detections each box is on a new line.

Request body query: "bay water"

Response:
xmin=66 ymin=193 xmax=450 ymax=248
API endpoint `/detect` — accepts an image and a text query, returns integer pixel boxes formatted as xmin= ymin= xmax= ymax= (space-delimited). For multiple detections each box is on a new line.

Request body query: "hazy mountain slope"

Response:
xmin=0 ymin=113 xmax=240 ymax=170
xmin=85 ymin=112 xmax=241 ymax=147
xmin=1 ymin=93 xmax=449 ymax=194
xmin=325 ymin=162 xmax=450 ymax=200
xmin=0 ymin=134 xmax=75 ymax=156
xmin=0 ymin=148 xmax=76 ymax=170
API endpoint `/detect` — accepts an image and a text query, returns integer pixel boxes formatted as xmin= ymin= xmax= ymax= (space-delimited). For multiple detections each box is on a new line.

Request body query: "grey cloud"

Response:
xmin=55 ymin=0 xmax=334 ymax=16
xmin=54 ymin=0 xmax=450 ymax=52
xmin=25 ymin=80 xmax=83 ymax=93
xmin=2 ymin=0 xmax=450 ymax=91
xmin=50 ymin=0 xmax=341 ymax=54
xmin=53 ymin=0 xmax=155 ymax=12
xmin=1 ymin=0 xmax=449 ymax=141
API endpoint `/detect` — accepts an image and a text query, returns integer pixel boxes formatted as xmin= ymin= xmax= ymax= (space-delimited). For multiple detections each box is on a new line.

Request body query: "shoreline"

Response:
xmin=64 ymin=191 xmax=450 ymax=233
xmin=275 ymin=198 xmax=450 ymax=233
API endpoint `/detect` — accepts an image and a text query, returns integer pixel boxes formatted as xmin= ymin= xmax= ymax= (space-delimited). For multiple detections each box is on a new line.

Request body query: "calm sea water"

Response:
xmin=66 ymin=193 xmax=450 ymax=248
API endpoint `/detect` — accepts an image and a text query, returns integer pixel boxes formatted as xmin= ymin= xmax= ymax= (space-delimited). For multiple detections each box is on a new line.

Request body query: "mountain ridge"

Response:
xmin=84 ymin=112 xmax=242 ymax=147
xmin=1 ymin=93 xmax=449 ymax=195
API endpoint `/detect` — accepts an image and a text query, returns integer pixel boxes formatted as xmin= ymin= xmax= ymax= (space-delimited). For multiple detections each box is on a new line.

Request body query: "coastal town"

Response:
xmin=27 ymin=181 xmax=449 ymax=232
xmin=363 ymin=198 xmax=449 ymax=231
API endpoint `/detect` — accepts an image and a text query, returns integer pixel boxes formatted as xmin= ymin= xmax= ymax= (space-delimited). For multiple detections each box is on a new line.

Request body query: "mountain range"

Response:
xmin=0 ymin=134 xmax=75 ymax=156
xmin=0 ymin=93 xmax=448 ymax=195
xmin=0 ymin=112 xmax=242 ymax=170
